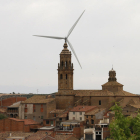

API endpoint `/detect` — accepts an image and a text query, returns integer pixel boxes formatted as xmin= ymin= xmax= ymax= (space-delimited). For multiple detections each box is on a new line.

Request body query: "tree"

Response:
xmin=108 ymin=103 xmax=140 ymax=140
xmin=0 ymin=114 xmax=7 ymax=120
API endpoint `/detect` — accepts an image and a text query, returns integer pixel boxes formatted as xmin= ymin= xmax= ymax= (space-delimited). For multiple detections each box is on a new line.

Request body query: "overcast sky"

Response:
xmin=0 ymin=0 xmax=140 ymax=94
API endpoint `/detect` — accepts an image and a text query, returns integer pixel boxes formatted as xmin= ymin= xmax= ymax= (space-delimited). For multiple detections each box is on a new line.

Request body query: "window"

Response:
xmin=46 ymin=120 xmax=49 ymax=124
xmin=41 ymin=104 xmax=43 ymax=107
xmin=80 ymin=117 xmax=82 ymax=120
xmin=66 ymin=74 xmax=67 ymax=79
xmin=73 ymin=112 xmax=75 ymax=115
xmin=96 ymin=132 xmax=98 ymax=134
xmin=86 ymin=120 xmax=89 ymax=124
xmin=51 ymin=121 xmax=53 ymax=126
xmin=33 ymin=116 xmax=35 ymax=121
xmin=33 ymin=104 xmax=36 ymax=112
xmin=40 ymin=108 xmax=43 ymax=112
xmin=91 ymin=119 xmax=94 ymax=124
xmin=99 ymin=100 xmax=101 ymax=105
xmin=86 ymin=115 xmax=88 ymax=118
xmin=59 ymin=118 xmax=62 ymax=121
xmin=41 ymin=116 xmax=43 ymax=119
xmin=60 ymin=74 xmax=63 ymax=79
xmin=99 ymin=132 xmax=101 ymax=134
xmin=54 ymin=114 xmax=56 ymax=117
xmin=73 ymin=117 xmax=75 ymax=120
xmin=61 ymin=61 xmax=63 ymax=66
xmin=79 ymin=112 xmax=82 ymax=115
xmin=91 ymin=115 xmax=93 ymax=118
xmin=25 ymin=104 xmax=27 ymax=107
xmin=65 ymin=61 xmax=67 ymax=67
xmin=24 ymin=108 xmax=27 ymax=113
xmin=25 ymin=116 xmax=27 ymax=119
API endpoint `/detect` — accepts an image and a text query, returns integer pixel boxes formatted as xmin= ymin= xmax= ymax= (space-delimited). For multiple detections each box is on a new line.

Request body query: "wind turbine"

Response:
xmin=33 ymin=10 xmax=85 ymax=69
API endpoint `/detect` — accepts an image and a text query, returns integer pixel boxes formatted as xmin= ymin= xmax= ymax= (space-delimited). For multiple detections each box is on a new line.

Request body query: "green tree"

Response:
xmin=108 ymin=103 xmax=140 ymax=140
xmin=0 ymin=114 xmax=7 ymax=120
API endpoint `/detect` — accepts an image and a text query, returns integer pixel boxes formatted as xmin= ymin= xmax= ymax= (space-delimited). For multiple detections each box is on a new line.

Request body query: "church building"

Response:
xmin=56 ymin=43 xmax=139 ymax=110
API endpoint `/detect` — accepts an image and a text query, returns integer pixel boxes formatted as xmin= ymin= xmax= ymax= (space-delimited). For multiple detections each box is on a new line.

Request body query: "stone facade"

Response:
xmin=56 ymin=43 xmax=139 ymax=110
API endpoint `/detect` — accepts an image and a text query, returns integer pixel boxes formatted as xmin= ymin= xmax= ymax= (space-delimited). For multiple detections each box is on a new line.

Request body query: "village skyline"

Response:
xmin=0 ymin=0 xmax=140 ymax=94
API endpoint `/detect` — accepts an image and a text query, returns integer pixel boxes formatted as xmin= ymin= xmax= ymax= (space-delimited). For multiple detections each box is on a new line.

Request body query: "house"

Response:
xmin=69 ymin=106 xmax=97 ymax=121
xmin=84 ymin=125 xmax=110 ymax=140
xmin=20 ymin=95 xmax=56 ymax=123
xmin=7 ymin=101 xmax=21 ymax=118
xmin=84 ymin=108 xmax=106 ymax=128
xmin=43 ymin=109 xmax=64 ymax=127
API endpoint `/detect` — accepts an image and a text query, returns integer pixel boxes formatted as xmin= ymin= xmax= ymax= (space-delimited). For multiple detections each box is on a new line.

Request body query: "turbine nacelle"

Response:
xmin=33 ymin=10 xmax=85 ymax=69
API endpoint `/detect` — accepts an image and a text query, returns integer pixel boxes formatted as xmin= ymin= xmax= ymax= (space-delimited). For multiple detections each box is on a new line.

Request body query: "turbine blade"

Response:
xmin=67 ymin=10 xmax=85 ymax=38
xmin=67 ymin=39 xmax=82 ymax=69
xmin=33 ymin=35 xmax=65 ymax=40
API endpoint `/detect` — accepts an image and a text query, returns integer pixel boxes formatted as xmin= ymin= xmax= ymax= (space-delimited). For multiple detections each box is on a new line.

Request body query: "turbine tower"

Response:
xmin=33 ymin=10 xmax=85 ymax=69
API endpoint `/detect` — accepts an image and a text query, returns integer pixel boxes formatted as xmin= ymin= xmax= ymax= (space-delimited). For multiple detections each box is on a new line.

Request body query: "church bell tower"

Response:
xmin=58 ymin=42 xmax=74 ymax=94
xmin=56 ymin=42 xmax=74 ymax=109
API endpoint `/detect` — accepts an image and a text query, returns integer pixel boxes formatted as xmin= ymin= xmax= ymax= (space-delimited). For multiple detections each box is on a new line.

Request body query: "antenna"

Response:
xmin=33 ymin=10 xmax=85 ymax=69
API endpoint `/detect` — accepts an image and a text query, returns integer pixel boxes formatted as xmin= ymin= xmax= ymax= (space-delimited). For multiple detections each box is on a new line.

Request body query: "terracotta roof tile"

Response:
xmin=102 ymin=81 xmax=123 ymax=86
xmin=85 ymin=108 xmax=105 ymax=115
xmin=27 ymin=131 xmax=47 ymax=140
xmin=22 ymin=95 xmax=55 ymax=104
xmin=55 ymin=134 xmax=77 ymax=140
xmin=50 ymin=109 xmax=64 ymax=114
xmin=8 ymin=101 xmax=21 ymax=108
xmin=74 ymin=90 xmax=115 ymax=96
xmin=74 ymin=90 xmax=137 ymax=96
xmin=70 ymin=105 xmax=97 ymax=112
xmin=129 ymin=104 xmax=140 ymax=109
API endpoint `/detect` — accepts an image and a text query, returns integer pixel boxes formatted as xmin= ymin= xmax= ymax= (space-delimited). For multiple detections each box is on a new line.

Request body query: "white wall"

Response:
xmin=69 ymin=111 xmax=85 ymax=121
xmin=20 ymin=104 xmax=33 ymax=119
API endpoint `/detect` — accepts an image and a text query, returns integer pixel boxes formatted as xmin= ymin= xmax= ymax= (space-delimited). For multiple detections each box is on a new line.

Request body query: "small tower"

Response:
xmin=108 ymin=68 xmax=117 ymax=82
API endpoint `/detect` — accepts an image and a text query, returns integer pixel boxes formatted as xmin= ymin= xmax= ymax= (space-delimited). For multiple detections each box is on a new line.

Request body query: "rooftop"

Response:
xmin=22 ymin=95 xmax=55 ymax=104
xmin=8 ymin=101 xmax=21 ymax=108
xmin=55 ymin=135 xmax=78 ymax=140
xmin=74 ymin=90 xmax=137 ymax=96
xmin=85 ymin=108 xmax=105 ymax=115
xmin=70 ymin=105 xmax=97 ymax=112
xmin=50 ymin=109 xmax=64 ymax=114
xmin=9 ymin=118 xmax=39 ymax=125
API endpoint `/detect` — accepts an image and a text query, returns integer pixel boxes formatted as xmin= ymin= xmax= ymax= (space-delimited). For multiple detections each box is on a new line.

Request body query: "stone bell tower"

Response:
xmin=58 ymin=42 xmax=73 ymax=91
xmin=56 ymin=42 xmax=74 ymax=109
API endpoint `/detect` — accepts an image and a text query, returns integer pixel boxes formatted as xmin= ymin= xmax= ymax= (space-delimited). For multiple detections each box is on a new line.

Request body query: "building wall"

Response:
xmin=20 ymin=104 xmax=33 ymax=119
xmin=43 ymin=119 xmax=55 ymax=127
xmin=0 ymin=118 xmax=25 ymax=131
xmin=103 ymin=127 xmax=110 ymax=139
xmin=0 ymin=118 xmax=39 ymax=132
xmin=122 ymin=106 xmax=138 ymax=116
xmin=0 ymin=97 xmax=26 ymax=107
xmin=46 ymin=99 xmax=56 ymax=118
xmin=69 ymin=112 xmax=85 ymax=121
xmin=56 ymin=95 xmax=74 ymax=109
xmin=23 ymin=104 xmax=46 ymax=123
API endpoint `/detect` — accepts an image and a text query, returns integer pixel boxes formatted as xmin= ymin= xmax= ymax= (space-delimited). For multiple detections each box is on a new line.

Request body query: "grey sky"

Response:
xmin=0 ymin=0 xmax=140 ymax=94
